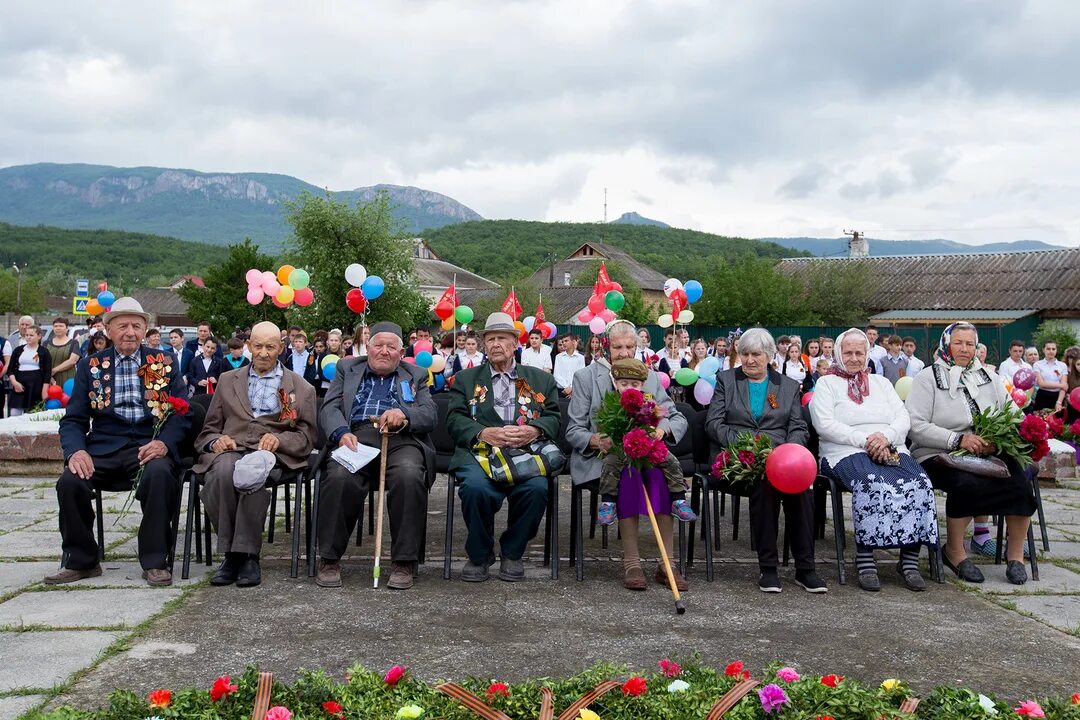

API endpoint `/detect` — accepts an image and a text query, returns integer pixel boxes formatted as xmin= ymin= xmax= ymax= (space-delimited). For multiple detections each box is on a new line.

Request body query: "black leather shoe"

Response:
xmin=943 ymin=554 xmax=984 ymax=583
xmin=461 ymin=560 xmax=490 ymax=582
xmin=210 ymin=556 xmax=241 ymax=586
xmin=895 ymin=562 xmax=926 ymax=592
xmin=498 ymin=557 xmax=525 ymax=582
xmin=1005 ymin=560 xmax=1028 ymax=586
xmin=235 ymin=556 xmax=261 ymax=587
xmin=856 ymin=570 xmax=881 ymax=592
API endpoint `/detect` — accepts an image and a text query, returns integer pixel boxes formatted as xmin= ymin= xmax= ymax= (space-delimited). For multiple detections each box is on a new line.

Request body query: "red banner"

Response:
xmin=593 ymin=262 xmax=611 ymax=295
xmin=501 ymin=289 xmax=523 ymax=320
xmin=437 ymin=283 xmax=458 ymax=308
xmin=535 ymin=300 xmax=546 ymax=324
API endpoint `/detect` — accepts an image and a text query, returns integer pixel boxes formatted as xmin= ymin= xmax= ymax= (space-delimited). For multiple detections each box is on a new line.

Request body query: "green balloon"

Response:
xmin=604 ymin=290 xmax=625 ymax=311
xmin=455 ymin=305 xmax=474 ymax=324
xmin=288 ymin=268 xmax=310 ymax=289
xmin=674 ymin=368 xmax=699 ymax=386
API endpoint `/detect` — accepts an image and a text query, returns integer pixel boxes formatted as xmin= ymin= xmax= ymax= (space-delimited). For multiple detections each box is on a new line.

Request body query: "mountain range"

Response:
xmin=758 ymin=236 xmax=1061 ymax=257
xmin=0 ymin=163 xmax=483 ymax=246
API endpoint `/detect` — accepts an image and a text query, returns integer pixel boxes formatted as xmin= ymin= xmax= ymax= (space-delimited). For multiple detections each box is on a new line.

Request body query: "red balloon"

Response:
xmin=272 ymin=297 xmax=289 ymax=309
xmin=98 ymin=282 xmax=108 ymax=291
xmin=47 ymin=384 xmax=64 ymax=399
xmin=670 ymin=288 xmax=688 ymax=317
xmin=765 ymin=443 xmax=817 ymax=494
xmin=346 ymin=288 xmax=367 ymax=313
xmin=587 ymin=293 xmax=605 ymax=315
xmin=294 ymin=287 xmax=314 ymax=307
xmin=1070 ymin=387 xmax=1080 ymax=412
xmin=801 ymin=391 xmax=813 ymax=407
xmin=60 ymin=393 xmax=70 ymax=407
xmin=434 ymin=300 xmax=454 ymax=320
xmin=577 ymin=309 xmax=594 ymax=324
xmin=610 ymin=281 xmax=623 ymax=292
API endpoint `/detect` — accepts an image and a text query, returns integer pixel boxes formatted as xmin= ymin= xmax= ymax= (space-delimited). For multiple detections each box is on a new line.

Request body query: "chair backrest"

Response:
xmin=671 ymin=402 xmax=696 ymax=475
xmin=690 ymin=408 xmax=711 ymax=470
xmin=430 ymin=394 xmax=455 ymax=473
xmin=555 ymin=398 xmax=573 ymax=456
xmin=180 ymin=394 xmax=213 ymax=459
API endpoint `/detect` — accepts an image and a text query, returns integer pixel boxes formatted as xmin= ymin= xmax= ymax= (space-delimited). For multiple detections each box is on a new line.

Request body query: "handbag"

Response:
xmin=473 ymin=440 xmax=566 ymax=487
xmin=932 ymin=452 xmax=1010 ymax=479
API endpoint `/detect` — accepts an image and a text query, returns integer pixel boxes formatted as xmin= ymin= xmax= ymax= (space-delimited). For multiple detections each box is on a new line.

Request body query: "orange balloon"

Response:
xmin=513 ymin=321 xmax=525 ymax=333
xmin=440 ymin=316 xmax=455 ymax=331
xmin=276 ymin=265 xmax=295 ymax=285
xmin=85 ymin=299 xmax=103 ymax=315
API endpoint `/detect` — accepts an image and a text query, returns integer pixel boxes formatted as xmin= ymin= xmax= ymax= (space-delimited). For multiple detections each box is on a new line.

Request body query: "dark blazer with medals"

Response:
xmin=705 ymin=367 xmax=808 ymax=451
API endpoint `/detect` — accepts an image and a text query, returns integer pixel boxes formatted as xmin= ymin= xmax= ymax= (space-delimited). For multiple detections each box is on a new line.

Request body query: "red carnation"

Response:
xmin=1048 ymin=415 xmax=1064 ymax=437
xmin=623 ymin=428 xmax=655 ymax=460
xmin=486 ymin=682 xmax=510 ymax=700
xmin=384 ymin=665 xmax=406 ymax=686
xmin=1071 ymin=692 xmax=1079 ymax=704
xmin=147 ymin=689 xmax=172 ymax=708
xmin=737 ymin=449 xmax=756 ymax=467
xmin=820 ymin=674 xmax=844 ymax=688
xmin=620 ymin=388 xmax=645 ymax=414
xmin=167 ymin=396 xmax=190 ymax=415
xmin=210 ymin=675 xmax=238 ymax=702
xmin=725 ymin=661 xmax=750 ymax=680
xmin=1031 ymin=441 xmax=1051 ymax=463
xmin=711 ymin=451 xmax=731 ymax=478
xmin=659 ymin=659 xmax=682 ymax=678
xmin=322 ymin=701 xmax=344 ymax=718
xmin=621 ymin=676 xmax=647 ymax=696
xmin=647 ymin=438 xmax=669 ymax=466
xmin=1018 ymin=414 xmax=1050 ymax=443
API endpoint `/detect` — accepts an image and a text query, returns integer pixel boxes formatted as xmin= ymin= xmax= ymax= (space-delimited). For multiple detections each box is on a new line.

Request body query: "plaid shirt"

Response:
xmin=491 ymin=361 xmax=518 ymax=424
xmin=113 ymin=351 xmax=144 ymax=423
xmin=349 ymin=372 xmax=400 ymax=426
xmin=247 ymin=364 xmax=283 ymax=417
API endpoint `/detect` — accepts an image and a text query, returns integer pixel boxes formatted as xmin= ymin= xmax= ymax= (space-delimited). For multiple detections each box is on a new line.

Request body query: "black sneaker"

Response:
xmin=758 ymin=568 xmax=781 ymax=593
xmin=795 ymin=569 xmax=829 ymax=593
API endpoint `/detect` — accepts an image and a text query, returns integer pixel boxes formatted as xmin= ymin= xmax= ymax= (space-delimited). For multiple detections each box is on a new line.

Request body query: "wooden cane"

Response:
xmin=640 ymin=472 xmax=686 ymax=614
xmin=372 ymin=429 xmax=390 ymax=589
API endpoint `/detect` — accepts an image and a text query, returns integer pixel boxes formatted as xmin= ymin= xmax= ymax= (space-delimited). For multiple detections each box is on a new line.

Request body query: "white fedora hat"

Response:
xmin=103 ymin=297 xmax=152 ymax=326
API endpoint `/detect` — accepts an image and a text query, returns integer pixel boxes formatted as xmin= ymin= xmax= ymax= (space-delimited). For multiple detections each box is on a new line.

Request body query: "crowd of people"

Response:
xmin=13 ymin=297 xmax=1078 ymax=595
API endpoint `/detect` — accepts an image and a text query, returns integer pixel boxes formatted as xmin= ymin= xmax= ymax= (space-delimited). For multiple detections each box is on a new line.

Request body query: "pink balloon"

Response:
xmin=294 ymin=287 xmax=314 ymax=307
xmin=578 ymin=309 xmax=594 ymax=323
xmin=545 ymin=322 xmax=558 ymax=339
xmin=1010 ymin=389 xmax=1029 ymax=407
xmin=245 ymin=268 xmax=263 ymax=286
xmin=765 ymin=443 xmax=817 ymax=494
xmin=658 ymin=372 xmax=671 ymax=390
xmin=693 ymin=378 xmax=713 ymax=405
xmin=246 ymin=287 xmax=265 ymax=305
xmin=801 ymin=391 xmax=814 ymax=407
xmin=414 ymin=340 xmax=433 ymax=355
xmin=1012 ymin=367 xmax=1035 ymax=391
xmin=261 ymin=270 xmax=277 ymax=287
xmin=588 ymin=316 xmax=607 ymax=334
xmin=263 ymin=279 xmax=282 ymax=296
xmin=1071 ymin=387 xmax=1080 ymax=412
xmin=598 ymin=309 xmax=615 ymax=322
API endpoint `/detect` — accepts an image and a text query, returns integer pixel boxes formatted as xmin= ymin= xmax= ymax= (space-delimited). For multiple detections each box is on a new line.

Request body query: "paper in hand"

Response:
xmin=331 ymin=443 xmax=381 ymax=473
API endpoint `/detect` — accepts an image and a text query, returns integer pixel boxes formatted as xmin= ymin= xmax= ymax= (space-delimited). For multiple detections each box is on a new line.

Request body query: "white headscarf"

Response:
xmin=934 ymin=322 xmax=985 ymax=400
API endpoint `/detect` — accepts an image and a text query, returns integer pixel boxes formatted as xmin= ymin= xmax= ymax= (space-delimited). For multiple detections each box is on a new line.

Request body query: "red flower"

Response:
xmin=1071 ymin=692 xmax=1080 ymax=704
xmin=486 ymin=682 xmax=510 ymax=700
xmin=210 ymin=675 xmax=238 ymax=702
xmin=711 ymin=451 xmax=731 ymax=478
xmin=623 ymin=428 xmax=655 ymax=460
xmin=148 ymin=689 xmax=172 ymax=708
xmin=724 ymin=661 xmax=750 ymax=680
xmin=1048 ymin=416 xmax=1064 ymax=437
xmin=647 ymin=438 xmax=669 ymax=466
xmin=621 ymin=676 xmax=647 ymax=696
xmin=1019 ymin=414 xmax=1050 ymax=443
xmin=1031 ymin=441 xmax=1051 ymax=463
xmin=816 ymin=716 xmax=836 ymax=720
xmin=167 ymin=396 xmax=190 ymax=416
xmin=1071 ymin=420 xmax=1080 ymax=437
xmin=658 ymin=659 xmax=682 ymax=678
xmin=737 ymin=450 xmax=756 ymax=467
xmin=820 ymin=674 xmax=844 ymax=688
xmin=620 ymin=388 xmax=645 ymax=414
xmin=322 ymin=701 xmax=344 ymax=718
xmin=384 ymin=665 xmax=406 ymax=686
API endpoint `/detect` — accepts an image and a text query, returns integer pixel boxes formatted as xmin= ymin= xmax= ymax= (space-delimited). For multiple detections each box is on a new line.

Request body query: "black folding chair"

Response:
xmin=991 ymin=465 xmax=1042 ymax=581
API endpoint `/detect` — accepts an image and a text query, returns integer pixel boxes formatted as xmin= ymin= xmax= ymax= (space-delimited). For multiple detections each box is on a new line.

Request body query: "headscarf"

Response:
xmin=934 ymin=322 xmax=984 ymax=399
xmin=828 ymin=328 xmax=871 ymax=404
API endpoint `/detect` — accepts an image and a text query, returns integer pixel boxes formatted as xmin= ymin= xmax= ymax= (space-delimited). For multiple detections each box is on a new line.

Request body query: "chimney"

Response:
xmin=563 ymin=272 xmax=571 ymax=286
xmin=848 ymin=232 xmax=869 ymax=258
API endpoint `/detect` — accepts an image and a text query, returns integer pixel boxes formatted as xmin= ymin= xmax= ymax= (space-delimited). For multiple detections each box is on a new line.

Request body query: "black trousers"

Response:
xmin=56 ymin=444 xmax=180 ymax=571
xmin=318 ymin=426 xmax=428 ymax=563
xmin=748 ymin=481 xmax=815 ymax=571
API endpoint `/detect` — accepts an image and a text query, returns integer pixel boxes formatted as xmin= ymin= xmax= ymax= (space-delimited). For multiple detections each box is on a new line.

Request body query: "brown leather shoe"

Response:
xmin=386 ymin=563 xmax=414 ymax=590
xmin=655 ymin=564 xmax=688 ymax=591
xmin=316 ymin=560 xmax=342 ymax=588
xmin=623 ymin=565 xmax=647 ymax=591
xmin=43 ymin=565 xmax=102 ymax=585
xmin=142 ymin=568 xmax=173 ymax=587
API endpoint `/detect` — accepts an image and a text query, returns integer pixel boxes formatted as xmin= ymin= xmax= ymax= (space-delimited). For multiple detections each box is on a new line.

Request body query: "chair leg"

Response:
xmin=932 ymin=541 xmax=944 ymax=583
xmin=550 ymin=477 xmax=559 ymax=580
xmin=677 ymin=518 xmax=686 ymax=576
xmin=829 ymin=479 xmax=846 ymax=585
xmin=308 ymin=470 xmax=321 ymax=578
xmin=168 ymin=479 xmax=183 ymax=575
xmin=589 ymin=489 xmax=598 ymax=539
xmin=687 ymin=475 xmax=699 ymax=567
xmin=702 ymin=483 xmax=715 ymax=582
xmin=267 ymin=484 xmax=277 ymax=544
xmin=1027 ymin=523 xmax=1040 ymax=582
xmin=284 ymin=482 xmax=292 ymax=536
xmin=443 ymin=473 xmax=456 ymax=580
xmin=543 ymin=483 xmax=553 ymax=568
xmin=95 ymin=492 xmax=105 ymax=562
xmin=182 ymin=475 xmax=197 ymax=580
xmin=194 ymin=498 xmax=203 ymax=563
xmin=290 ymin=476 xmax=303 ymax=579
xmin=418 ymin=492 xmax=428 ymax=565
xmin=356 ymin=490 xmax=366 ymax=547
xmin=994 ymin=514 xmax=1005 ymax=565
xmin=575 ymin=484 xmax=585 ymax=582
xmin=732 ymin=494 xmax=740 ymax=542
xmin=304 ymin=475 xmax=313 ymax=548
xmin=719 ymin=489 xmax=725 ymax=517
xmin=1032 ymin=474 xmax=1049 ymax=552
xmin=368 ymin=486 xmax=375 ymax=535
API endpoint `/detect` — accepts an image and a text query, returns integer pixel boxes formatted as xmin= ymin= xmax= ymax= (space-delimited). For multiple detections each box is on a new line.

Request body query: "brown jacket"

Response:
xmin=193 ymin=366 xmax=317 ymax=473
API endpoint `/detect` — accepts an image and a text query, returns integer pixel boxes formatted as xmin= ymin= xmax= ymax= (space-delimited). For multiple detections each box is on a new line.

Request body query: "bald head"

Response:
xmin=249 ymin=322 xmax=284 ymax=374
xmin=251 ymin=321 xmax=281 ymax=343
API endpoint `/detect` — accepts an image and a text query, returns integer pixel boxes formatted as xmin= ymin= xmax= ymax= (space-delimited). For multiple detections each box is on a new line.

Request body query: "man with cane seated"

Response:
xmin=194 ymin=321 xmax=317 ymax=588
xmin=315 ymin=322 xmax=436 ymax=590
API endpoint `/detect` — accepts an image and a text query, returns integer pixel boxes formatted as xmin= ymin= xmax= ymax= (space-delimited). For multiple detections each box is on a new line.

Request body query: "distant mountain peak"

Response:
xmin=610 ymin=211 xmax=670 ymax=228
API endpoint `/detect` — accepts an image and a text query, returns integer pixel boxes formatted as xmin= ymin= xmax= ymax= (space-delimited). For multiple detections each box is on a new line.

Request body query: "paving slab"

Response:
xmin=1044 ymin=541 xmax=1080 ymax=559
xmin=0 ymin=694 xmax=45 ymax=718
xmin=71 ymin=561 xmax=210 ymax=588
xmin=0 ymin=587 xmax=181 ymax=629
xmin=0 ymin=531 xmax=128 ymax=559
xmin=0 ymin=498 xmax=57 ymax=515
xmin=0 ymin=561 xmax=58 ymax=595
xmin=0 ymin=514 xmax=37 ymax=533
xmin=978 ymin=562 xmax=1080 ymax=594
xmin=1012 ymin=594 xmax=1080 ymax=633
xmin=0 ymin=630 xmax=122 ymax=692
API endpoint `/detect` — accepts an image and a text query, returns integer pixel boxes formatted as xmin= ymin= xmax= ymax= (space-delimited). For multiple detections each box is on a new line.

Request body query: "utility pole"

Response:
xmin=603 ymin=188 xmax=608 ymax=224
xmin=545 ymin=252 xmax=559 ymax=287
xmin=11 ymin=262 xmax=25 ymax=313
xmin=843 ymin=229 xmax=868 ymax=257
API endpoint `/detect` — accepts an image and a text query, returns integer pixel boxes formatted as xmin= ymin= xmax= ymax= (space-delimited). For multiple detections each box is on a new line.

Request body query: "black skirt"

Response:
xmin=921 ymin=454 xmax=1037 ymax=518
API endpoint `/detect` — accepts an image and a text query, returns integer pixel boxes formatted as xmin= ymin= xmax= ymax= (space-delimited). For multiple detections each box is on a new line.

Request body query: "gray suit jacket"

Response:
xmin=565 ymin=360 xmax=686 ymax=485
xmin=318 ymin=357 xmax=437 ymax=487
xmin=705 ymin=367 xmax=808 ymax=451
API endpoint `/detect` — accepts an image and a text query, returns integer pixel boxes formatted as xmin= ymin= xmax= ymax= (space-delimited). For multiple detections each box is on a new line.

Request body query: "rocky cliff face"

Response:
xmin=351 ymin=184 xmax=483 ymax=223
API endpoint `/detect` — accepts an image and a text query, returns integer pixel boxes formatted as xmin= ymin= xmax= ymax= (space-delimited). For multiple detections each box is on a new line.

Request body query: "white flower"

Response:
xmin=977 ymin=694 xmax=998 ymax=716
xmin=667 ymin=679 xmax=690 ymax=693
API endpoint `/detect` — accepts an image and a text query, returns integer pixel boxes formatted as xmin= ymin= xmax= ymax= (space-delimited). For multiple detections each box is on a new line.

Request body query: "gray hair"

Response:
xmin=606 ymin=319 xmax=637 ymax=340
xmin=736 ymin=327 xmax=776 ymax=357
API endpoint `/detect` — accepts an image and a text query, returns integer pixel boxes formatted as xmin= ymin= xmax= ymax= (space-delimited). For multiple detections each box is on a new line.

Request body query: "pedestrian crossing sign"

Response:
xmin=73 ymin=297 xmax=90 ymax=315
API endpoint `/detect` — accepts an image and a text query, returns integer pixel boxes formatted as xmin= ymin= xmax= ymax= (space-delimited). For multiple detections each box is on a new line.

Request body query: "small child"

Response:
xmin=225 ymin=337 xmax=250 ymax=370
xmin=597 ymin=358 xmax=697 ymax=525
xmin=812 ymin=357 xmax=830 ymax=386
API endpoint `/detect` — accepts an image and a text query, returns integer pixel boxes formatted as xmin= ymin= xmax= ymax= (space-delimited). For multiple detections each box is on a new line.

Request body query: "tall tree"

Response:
xmin=0 ymin=270 xmax=45 ymax=313
xmin=177 ymin=239 xmax=287 ymax=334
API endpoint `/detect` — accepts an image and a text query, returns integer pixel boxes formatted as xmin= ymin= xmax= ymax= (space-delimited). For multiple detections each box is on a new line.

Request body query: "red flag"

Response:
xmin=535 ymin=299 xmax=546 ymax=324
xmin=501 ymin=289 xmax=522 ymax=319
xmin=437 ymin=283 xmax=458 ymax=308
xmin=593 ymin=262 xmax=612 ymax=295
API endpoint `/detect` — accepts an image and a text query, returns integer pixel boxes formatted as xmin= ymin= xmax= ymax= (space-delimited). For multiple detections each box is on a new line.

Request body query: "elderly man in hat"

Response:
xmin=315 ymin=321 xmax=437 ymax=590
xmin=194 ymin=321 xmax=317 ymax=587
xmin=446 ymin=312 xmax=561 ymax=582
xmin=47 ymin=297 xmax=191 ymax=587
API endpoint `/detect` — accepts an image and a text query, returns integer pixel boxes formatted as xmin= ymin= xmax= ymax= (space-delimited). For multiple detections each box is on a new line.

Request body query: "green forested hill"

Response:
xmin=422 ymin=220 xmax=807 ymax=281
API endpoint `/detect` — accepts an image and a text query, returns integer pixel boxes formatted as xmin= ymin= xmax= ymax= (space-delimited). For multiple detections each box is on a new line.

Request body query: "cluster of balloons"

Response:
xmin=1007 ymin=368 xmax=1037 ymax=408
xmin=669 ymin=355 xmax=724 ymax=404
xmin=400 ymin=340 xmax=448 ymax=391
xmin=84 ymin=283 xmax=115 ymax=316
xmin=519 ymin=315 xmax=559 ymax=343
xmin=434 ymin=301 xmax=474 ymax=331
xmin=320 ymin=353 xmax=340 ymax=382
xmin=656 ymin=278 xmax=702 ymax=328
xmin=246 ymin=266 xmax=314 ymax=308
xmin=577 ymin=278 xmax=625 ymax=335
xmin=344 ymin=263 xmax=385 ymax=314
xmin=45 ymin=382 xmax=72 ymax=410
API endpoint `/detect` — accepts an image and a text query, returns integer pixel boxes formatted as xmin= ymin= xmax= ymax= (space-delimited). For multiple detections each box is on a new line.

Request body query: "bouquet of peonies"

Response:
xmin=710 ymin=431 xmax=772 ymax=491
xmin=954 ymin=404 xmax=1050 ymax=468
xmin=595 ymin=388 xmax=669 ymax=470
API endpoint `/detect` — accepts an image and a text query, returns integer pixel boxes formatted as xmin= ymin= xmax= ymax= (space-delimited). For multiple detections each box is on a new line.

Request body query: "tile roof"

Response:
xmin=528 ymin=242 xmax=668 ymax=291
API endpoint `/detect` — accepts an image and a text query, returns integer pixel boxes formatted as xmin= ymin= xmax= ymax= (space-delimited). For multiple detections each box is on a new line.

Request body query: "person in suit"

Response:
xmin=193 ymin=321 xmax=316 ymax=587
xmin=186 ymin=321 xmax=223 ymax=360
xmin=565 ymin=319 xmax=689 ymax=590
xmin=315 ymin=322 xmax=437 ymax=590
xmin=47 ymin=298 xmax=191 ymax=587
xmin=168 ymin=328 xmax=194 ymax=379
xmin=186 ymin=336 xmax=226 ymax=396
xmin=705 ymin=327 xmax=827 ymax=595
xmin=446 ymin=312 xmax=561 ymax=583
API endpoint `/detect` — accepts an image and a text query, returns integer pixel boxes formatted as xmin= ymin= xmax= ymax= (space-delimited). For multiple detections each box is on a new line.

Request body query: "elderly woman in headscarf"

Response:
xmin=906 ymin=322 xmax=1036 ymax=585
xmin=809 ymin=329 xmax=938 ymax=592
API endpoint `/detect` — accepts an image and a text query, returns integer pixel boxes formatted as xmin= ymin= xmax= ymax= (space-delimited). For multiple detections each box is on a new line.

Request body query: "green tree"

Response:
xmin=693 ymin=255 xmax=805 ymax=326
xmin=0 ymin=270 xmax=45 ymax=313
xmin=178 ymin=239 xmax=288 ymax=334
xmin=1033 ymin=320 xmax=1079 ymax=353
xmin=38 ymin=267 xmax=76 ymax=297
xmin=285 ymin=192 xmax=429 ymax=332
xmin=796 ymin=260 xmax=878 ymax=325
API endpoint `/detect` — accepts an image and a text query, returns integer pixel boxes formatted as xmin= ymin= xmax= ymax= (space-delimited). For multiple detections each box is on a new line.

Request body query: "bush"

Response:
xmin=1034 ymin=320 xmax=1080 ymax=354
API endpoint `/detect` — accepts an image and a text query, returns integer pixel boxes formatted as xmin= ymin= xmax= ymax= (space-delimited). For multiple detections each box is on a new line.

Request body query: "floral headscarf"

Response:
xmin=828 ymin=328 xmax=871 ymax=404
xmin=934 ymin=322 xmax=984 ymax=399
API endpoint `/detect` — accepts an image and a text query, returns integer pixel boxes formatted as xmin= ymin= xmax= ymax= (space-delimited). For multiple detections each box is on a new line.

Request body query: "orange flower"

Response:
xmin=1072 ymin=693 xmax=1080 ymax=705
xmin=148 ymin=689 xmax=172 ymax=708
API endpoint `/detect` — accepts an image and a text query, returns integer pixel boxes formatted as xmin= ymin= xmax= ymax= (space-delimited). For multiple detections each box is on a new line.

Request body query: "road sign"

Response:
xmin=73 ymin=298 xmax=90 ymax=315
xmin=76 ymin=279 xmax=89 ymax=297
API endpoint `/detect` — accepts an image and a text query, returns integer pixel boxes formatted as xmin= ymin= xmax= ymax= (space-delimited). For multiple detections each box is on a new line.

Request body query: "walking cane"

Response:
xmin=372 ymin=429 xmax=390 ymax=589
xmin=640 ymin=471 xmax=686 ymax=614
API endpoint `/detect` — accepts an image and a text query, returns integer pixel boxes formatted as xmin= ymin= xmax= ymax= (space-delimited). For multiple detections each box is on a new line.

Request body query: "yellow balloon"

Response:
xmin=657 ymin=314 xmax=674 ymax=328
xmin=276 ymin=265 xmax=295 ymax=285
xmin=276 ymin=285 xmax=295 ymax=304
xmin=894 ymin=375 xmax=914 ymax=401
xmin=441 ymin=316 xmax=456 ymax=331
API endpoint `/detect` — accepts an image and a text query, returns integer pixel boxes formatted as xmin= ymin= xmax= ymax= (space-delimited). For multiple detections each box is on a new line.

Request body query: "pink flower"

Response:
xmin=1019 ymin=414 xmax=1050 ymax=443
xmin=776 ymin=667 xmax=800 ymax=683
xmin=620 ymin=388 xmax=645 ymax=414
xmin=1071 ymin=420 xmax=1080 ymax=437
xmin=737 ymin=450 xmax=756 ymax=467
xmin=384 ymin=665 xmax=407 ymax=686
xmin=1015 ymin=700 xmax=1045 ymax=717
xmin=635 ymin=400 xmax=661 ymax=426
xmin=758 ymin=684 xmax=789 ymax=714
xmin=647 ymin=438 xmax=669 ymax=466
xmin=1031 ymin=441 xmax=1051 ymax=462
xmin=658 ymin=659 xmax=681 ymax=678
xmin=265 ymin=707 xmax=292 ymax=720
xmin=623 ymin=428 xmax=655 ymax=460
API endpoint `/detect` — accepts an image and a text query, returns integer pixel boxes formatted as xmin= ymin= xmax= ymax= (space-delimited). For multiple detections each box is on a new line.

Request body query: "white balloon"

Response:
xmin=657 ymin=314 xmax=674 ymax=328
xmin=663 ymin=278 xmax=683 ymax=298
xmin=678 ymin=309 xmax=694 ymax=323
xmin=345 ymin=263 xmax=367 ymax=288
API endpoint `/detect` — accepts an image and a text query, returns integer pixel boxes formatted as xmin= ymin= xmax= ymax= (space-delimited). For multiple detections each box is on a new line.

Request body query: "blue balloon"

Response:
xmin=45 ymin=399 xmax=63 ymax=410
xmin=97 ymin=290 xmax=116 ymax=308
xmin=322 ymin=363 xmax=337 ymax=381
xmin=698 ymin=356 xmax=720 ymax=378
xmin=415 ymin=351 xmax=433 ymax=368
xmin=361 ymin=276 xmax=385 ymax=300
xmin=434 ymin=373 xmax=446 ymax=390
xmin=684 ymin=280 xmax=703 ymax=304
xmin=62 ymin=378 xmax=75 ymax=396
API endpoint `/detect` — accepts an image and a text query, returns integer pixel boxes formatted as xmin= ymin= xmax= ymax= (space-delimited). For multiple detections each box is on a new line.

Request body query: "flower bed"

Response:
xmin=36 ymin=660 xmax=1080 ymax=720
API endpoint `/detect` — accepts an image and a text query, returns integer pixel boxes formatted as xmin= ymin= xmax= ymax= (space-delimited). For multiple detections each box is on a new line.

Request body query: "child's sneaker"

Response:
xmin=597 ymin=501 xmax=617 ymax=526
xmin=671 ymin=499 xmax=697 ymax=522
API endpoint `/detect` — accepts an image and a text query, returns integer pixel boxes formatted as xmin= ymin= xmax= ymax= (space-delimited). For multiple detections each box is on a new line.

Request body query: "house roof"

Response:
xmin=131 ymin=288 xmax=190 ymax=317
xmin=414 ymin=258 xmax=499 ymax=290
xmin=869 ymin=309 xmax=1039 ymax=324
xmin=776 ymin=247 xmax=1080 ymax=312
xmin=528 ymin=242 xmax=668 ymax=291
xmin=456 ymin=287 xmax=596 ymax=325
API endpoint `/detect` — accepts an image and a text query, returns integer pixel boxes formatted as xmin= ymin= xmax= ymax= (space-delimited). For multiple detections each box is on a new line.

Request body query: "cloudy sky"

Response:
xmin=3 ymin=1 xmax=1079 ymax=245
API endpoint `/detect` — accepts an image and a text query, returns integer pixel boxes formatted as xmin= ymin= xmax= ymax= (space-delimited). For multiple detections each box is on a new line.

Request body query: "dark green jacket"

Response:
xmin=446 ymin=363 xmax=561 ymax=470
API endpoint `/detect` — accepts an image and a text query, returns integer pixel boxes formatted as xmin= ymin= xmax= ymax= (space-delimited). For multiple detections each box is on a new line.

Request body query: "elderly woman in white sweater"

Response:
xmin=906 ymin=322 xmax=1036 ymax=586
xmin=810 ymin=328 xmax=938 ymax=592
